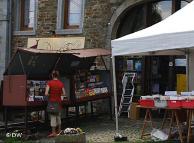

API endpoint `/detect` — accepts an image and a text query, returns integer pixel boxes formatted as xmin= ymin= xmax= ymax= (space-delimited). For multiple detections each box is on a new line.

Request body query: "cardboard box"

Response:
xmin=55 ymin=133 xmax=86 ymax=143
xmin=129 ymin=102 xmax=140 ymax=120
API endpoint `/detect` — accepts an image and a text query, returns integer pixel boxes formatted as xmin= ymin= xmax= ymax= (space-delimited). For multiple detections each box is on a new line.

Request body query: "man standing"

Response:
xmin=45 ymin=70 xmax=66 ymax=137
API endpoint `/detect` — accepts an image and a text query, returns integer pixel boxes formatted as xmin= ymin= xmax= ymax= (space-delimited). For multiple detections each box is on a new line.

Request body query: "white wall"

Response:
xmin=188 ymin=49 xmax=194 ymax=91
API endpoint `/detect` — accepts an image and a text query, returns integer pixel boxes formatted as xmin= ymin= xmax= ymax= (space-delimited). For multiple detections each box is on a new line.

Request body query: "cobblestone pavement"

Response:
xmin=78 ymin=115 xmax=161 ymax=143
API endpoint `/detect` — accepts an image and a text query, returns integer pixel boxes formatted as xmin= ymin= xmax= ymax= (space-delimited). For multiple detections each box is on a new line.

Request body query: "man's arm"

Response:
xmin=45 ymin=85 xmax=50 ymax=96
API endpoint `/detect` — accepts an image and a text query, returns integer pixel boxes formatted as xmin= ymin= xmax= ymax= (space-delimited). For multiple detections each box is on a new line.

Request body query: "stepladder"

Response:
xmin=118 ymin=72 xmax=136 ymax=117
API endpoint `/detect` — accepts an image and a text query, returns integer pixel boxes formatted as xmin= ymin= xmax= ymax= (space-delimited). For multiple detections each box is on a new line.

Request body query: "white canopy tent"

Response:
xmin=111 ymin=1 xmax=194 ymax=136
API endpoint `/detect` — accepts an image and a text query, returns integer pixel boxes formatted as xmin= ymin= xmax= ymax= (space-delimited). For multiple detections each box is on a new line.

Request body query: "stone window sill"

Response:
xmin=13 ymin=31 xmax=36 ymax=36
xmin=55 ymin=29 xmax=83 ymax=35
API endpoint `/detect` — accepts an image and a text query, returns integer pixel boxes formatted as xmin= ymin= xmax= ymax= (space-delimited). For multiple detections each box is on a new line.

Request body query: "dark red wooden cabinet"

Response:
xmin=3 ymin=75 xmax=27 ymax=106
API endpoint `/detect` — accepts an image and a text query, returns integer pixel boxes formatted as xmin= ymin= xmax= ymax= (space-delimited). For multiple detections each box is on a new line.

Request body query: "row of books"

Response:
xmin=27 ymin=80 xmax=47 ymax=97
xmin=117 ymin=59 xmax=142 ymax=71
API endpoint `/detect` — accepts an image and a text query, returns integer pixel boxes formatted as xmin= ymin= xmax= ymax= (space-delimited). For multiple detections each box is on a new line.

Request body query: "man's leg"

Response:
xmin=49 ymin=114 xmax=57 ymax=136
xmin=56 ymin=113 xmax=62 ymax=134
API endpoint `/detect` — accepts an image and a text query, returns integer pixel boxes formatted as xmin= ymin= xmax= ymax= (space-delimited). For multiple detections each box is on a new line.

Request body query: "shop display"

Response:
xmin=27 ymin=80 xmax=47 ymax=102
xmin=3 ymin=47 xmax=112 ymax=124
xmin=74 ymin=70 xmax=110 ymax=99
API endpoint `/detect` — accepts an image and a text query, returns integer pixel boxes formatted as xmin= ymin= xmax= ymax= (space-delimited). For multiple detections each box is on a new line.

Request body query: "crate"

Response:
xmin=181 ymin=92 xmax=192 ymax=96
xmin=165 ymin=91 xmax=177 ymax=96
xmin=181 ymin=100 xmax=194 ymax=108
xmin=167 ymin=100 xmax=181 ymax=108
xmin=154 ymin=99 xmax=167 ymax=108
xmin=139 ymin=99 xmax=154 ymax=107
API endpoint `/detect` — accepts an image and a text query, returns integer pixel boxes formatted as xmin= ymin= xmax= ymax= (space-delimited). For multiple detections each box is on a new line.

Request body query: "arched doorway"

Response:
xmin=110 ymin=0 xmax=189 ymax=99
xmin=115 ymin=0 xmax=189 ymax=38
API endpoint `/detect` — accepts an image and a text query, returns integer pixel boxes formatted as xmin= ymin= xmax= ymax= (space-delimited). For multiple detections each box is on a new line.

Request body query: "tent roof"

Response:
xmin=20 ymin=48 xmax=111 ymax=58
xmin=111 ymin=1 xmax=194 ymax=56
xmin=4 ymin=48 xmax=110 ymax=78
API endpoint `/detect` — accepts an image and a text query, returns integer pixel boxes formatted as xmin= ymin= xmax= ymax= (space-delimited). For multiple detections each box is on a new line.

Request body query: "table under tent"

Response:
xmin=111 ymin=0 xmax=194 ymax=140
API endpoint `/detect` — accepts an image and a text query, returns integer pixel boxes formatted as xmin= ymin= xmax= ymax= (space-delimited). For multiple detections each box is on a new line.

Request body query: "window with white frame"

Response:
xmin=14 ymin=0 xmax=37 ymax=35
xmin=56 ymin=0 xmax=85 ymax=34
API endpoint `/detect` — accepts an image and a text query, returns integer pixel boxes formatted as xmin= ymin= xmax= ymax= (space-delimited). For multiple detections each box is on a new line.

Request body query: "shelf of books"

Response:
xmin=73 ymin=70 xmax=111 ymax=101
xmin=115 ymin=56 xmax=143 ymax=100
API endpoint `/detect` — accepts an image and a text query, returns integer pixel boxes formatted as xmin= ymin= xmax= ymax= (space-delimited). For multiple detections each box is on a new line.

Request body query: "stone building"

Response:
xmin=10 ymin=0 xmax=192 ymax=51
xmin=0 ymin=0 xmax=11 ymax=81
xmin=0 ymin=0 xmax=193 ymax=114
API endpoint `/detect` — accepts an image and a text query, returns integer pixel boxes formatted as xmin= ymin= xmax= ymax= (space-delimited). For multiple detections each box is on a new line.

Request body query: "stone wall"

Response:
xmin=11 ymin=0 xmax=126 ymax=51
xmin=84 ymin=0 xmax=111 ymax=49
xmin=36 ymin=0 xmax=57 ymax=36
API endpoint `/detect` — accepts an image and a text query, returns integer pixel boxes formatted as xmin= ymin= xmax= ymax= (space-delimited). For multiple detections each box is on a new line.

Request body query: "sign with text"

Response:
xmin=27 ymin=37 xmax=85 ymax=50
xmin=175 ymin=59 xmax=186 ymax=67
xmin=177 ymin=74 xmax=187 ymax=93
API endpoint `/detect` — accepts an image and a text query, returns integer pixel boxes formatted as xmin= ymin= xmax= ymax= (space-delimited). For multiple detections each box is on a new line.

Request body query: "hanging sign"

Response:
xmin=27 ymin=37 xmax=85 ymax=50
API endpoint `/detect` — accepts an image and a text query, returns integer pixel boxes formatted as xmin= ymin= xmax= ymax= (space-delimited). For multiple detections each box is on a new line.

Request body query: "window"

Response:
xmin=150 ymin=1 xmax=172 ymax=25
xmin=14 ymin=0 xmax=37 ymax=35
xmin=56 ymin=0 xmax=85 ymax=34
xmin=116 ymin=0 xmax=189 ymax=38
xmin=64 ymin=0 xmax=82 ymax=29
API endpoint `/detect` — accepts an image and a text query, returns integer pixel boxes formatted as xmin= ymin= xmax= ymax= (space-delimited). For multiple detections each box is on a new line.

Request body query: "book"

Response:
xmin=135 ymin=60 xmax=142 ymax=71
xmin=127 ymin=60 xmax=133 ymax=71
xmin=152 ymin=83 xmax=159 ymax=94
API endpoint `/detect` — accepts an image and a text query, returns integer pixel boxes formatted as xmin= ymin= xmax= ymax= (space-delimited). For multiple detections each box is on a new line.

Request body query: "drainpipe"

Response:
xmin=0 ymin=0 xmax=11 ymax=84
xmin=6 ymin=0 xmax=12 ymax=65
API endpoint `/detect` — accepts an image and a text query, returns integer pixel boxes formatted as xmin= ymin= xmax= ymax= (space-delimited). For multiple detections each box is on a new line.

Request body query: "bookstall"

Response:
xmin=2 ymin=47 xmax=111 ymax=131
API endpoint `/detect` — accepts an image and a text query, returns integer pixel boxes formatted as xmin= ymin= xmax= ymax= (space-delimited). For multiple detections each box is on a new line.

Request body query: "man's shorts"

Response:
xmin=50 ymin=113 xmax=61 ymax=127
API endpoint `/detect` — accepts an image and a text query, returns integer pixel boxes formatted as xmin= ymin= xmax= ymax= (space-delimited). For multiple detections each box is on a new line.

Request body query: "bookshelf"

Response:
xmin=115 ymin=56 xmax=144 ymax=101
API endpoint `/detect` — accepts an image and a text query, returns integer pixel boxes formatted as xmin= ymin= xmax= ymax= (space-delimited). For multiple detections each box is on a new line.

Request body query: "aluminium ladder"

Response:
xmin=118 ymin=72 xmax=136 ymax=117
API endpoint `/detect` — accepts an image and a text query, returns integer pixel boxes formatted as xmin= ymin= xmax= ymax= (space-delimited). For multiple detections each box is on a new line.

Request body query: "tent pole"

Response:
xmin=112 ymin=56 xmax=127 ymax=141
xmin=112 ymin=56 xmax=119 ymax=135
xmin=186 ymin=51 xmax=189 ymax=91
